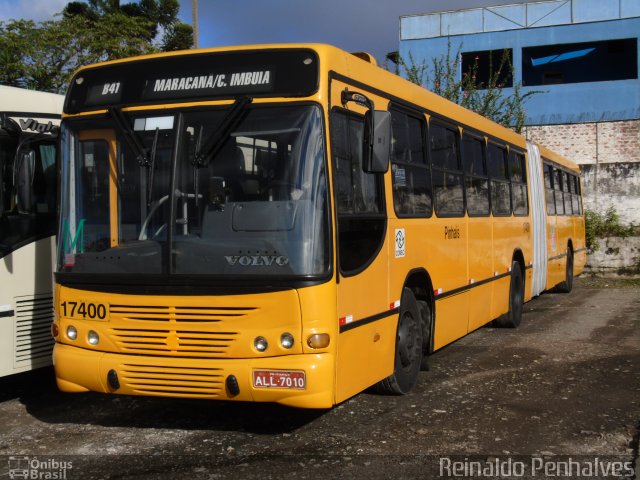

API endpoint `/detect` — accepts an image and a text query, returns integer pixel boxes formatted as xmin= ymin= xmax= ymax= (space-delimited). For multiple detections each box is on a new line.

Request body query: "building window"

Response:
xmin=522 ymin=38 xmax=638 ymax=86
xmin=461 ymin=49 xmax=513 ymax=88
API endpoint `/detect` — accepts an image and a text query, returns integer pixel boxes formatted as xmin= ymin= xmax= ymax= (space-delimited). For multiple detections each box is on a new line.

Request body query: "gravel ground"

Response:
xmin=0 ymin=277 xmax=638 ymax=479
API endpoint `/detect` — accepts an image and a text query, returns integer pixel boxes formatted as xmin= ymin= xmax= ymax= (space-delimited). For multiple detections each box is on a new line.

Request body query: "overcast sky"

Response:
xmin=1 ymin=0 xmax=529 ymax=63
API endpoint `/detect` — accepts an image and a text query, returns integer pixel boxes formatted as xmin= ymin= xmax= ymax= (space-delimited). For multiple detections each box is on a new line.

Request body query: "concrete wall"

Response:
xmin=585 ymin=235 xmax=640 ymax=275
xmin=524 ymin=120 xmax=640 ymax=226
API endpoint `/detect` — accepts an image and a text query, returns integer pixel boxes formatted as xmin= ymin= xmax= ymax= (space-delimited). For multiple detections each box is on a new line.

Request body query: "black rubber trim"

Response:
xmin=0 ymin=309 xmax=14 ymax=318
xmin=339 ymin=308 xmax=399 ymax=333
xmin=339 ymin=266 xmax=528 ymax=332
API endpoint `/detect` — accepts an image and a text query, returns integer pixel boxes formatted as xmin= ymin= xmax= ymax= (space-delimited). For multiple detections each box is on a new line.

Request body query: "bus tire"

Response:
xmin=556 ymin=248 xmax=574 ymax=293
xmin=376 ymin=288 xmax=423 ymax=395
xmin=416 ymin=299 xmax=431 ymax=371
xmin=494 ymin=261 xmax=524 ymax=328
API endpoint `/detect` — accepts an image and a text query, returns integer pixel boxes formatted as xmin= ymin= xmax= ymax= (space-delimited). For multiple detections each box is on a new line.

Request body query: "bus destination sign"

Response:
xmin=145 ymin=69 xmax=274 ymax=99
xmin=65 ymin=49 xmax=319 ymax=113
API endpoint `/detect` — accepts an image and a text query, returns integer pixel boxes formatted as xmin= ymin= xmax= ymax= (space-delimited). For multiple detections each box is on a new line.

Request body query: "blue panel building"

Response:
xmin=399 ymin=0 xmax=640 ymax=231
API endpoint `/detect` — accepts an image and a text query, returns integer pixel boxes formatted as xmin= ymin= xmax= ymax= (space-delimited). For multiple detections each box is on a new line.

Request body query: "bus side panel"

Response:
xmin=467 ymin=217 xmax=494 ymax=332
xmin=0 ymin=238 xmax=55 ymax=377
xmin=491 ymin=217 xmax=520 ymax=319
xmin=573 ymin=215 xmax=587 ymax=275
xmin=428 ymin=217 xmax=468 ymax=351
xmin=335 ymin=315 xmax=397 ymax=404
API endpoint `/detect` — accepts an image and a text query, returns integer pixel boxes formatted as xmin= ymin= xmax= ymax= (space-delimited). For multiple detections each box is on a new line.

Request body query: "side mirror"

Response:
xmin=363 ymin=110 xmax=391 ymax=174
xmin=15 ymin=149 xmax=35 ymax=214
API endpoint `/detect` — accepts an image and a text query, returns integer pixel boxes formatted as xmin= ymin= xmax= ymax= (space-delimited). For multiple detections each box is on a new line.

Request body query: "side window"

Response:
xmin=553 ymin=167 xmax=564 ymax=215
xmin=488 ymin=143 xmax=511 ymax=216
xmin=572 ymin=175 xmax=582 ymax=215
xmin=462 ymin=134 xmax=489 ymax=216
xmin=563 ymin=171 xmax=572 ymax=215
xmin=509 ymin=150 xmax=529 ymax=216
xmin=331 ymin=110 xmax=385 ymax=274
xmin=431 ymin=122 xmax=464 ymax=217
xmin=390 ymin=109 xmax=432 ymax=216
xmin=544 ymin=162 xmax=556 ymax=215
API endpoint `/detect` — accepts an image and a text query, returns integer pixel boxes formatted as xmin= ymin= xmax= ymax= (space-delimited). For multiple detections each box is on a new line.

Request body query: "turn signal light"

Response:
xmin=307 ymin=333 xmax=330 ymax=349
xmin=51 ymin=323 xmax=59 ymax=338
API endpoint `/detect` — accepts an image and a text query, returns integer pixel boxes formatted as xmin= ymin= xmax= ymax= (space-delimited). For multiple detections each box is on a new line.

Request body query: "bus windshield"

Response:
xmin=58 ymin=104 xmax=330 ymax=280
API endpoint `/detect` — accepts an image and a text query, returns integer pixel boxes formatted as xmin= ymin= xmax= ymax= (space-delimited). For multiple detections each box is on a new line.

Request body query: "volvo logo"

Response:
xmin=225 ymin=255 xmax=289 ymax=267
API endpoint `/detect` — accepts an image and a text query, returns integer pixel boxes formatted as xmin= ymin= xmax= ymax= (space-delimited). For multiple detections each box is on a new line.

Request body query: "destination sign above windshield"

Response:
xmin=65 ymin=49 xmax=319 ymax=114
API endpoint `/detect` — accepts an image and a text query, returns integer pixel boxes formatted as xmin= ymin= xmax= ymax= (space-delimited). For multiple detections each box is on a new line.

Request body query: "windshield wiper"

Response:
xmin=109 ymin=107 xmax=149 ymax=166
xmin=109 ymin=107 xmax=161 ymax=207
xmin=193 ymin=96 xmax=252 ymax=167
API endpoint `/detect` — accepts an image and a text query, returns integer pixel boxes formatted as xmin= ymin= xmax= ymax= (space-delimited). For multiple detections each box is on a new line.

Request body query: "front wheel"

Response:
xmin=376 ymin=288 xmax=423 ymax=395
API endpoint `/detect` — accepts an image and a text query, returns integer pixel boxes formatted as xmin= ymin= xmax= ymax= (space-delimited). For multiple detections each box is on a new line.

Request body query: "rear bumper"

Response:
xmin=54 ymin=343 xmax=334 ymax=408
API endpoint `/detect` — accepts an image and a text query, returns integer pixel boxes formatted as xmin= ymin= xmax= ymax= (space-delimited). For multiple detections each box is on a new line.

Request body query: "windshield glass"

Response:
xmin=57 ymin=104 xmax=330 ymax=280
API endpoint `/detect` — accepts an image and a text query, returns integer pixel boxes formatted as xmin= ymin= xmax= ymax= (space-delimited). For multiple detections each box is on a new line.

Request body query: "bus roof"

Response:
xmin=0 ymin=85 xmax=64 ymax=116
xmin=538 ymin=144 xmax=581 ymax=174
xmin=65 ymin=43 xmax=579 ymax=170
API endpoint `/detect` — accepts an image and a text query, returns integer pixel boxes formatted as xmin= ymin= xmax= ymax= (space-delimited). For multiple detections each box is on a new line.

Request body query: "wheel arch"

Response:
xmin=401 ymin=268 xmax=435 ymax=353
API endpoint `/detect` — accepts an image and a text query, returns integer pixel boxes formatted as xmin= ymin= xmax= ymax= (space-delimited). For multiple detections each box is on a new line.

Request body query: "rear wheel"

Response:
xmin=416 ymin=299 xmax=432 ymax=371
xmin=376 ymin=288 xmax=423 ymax=394
xmin=494 ymin=261 xmax=524 ymax=328
xmin=557 ymin=248 xmax=574 ymax=293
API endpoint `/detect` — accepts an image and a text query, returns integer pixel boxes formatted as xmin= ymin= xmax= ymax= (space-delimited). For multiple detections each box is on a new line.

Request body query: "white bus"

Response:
xmin=0 ymin=85 xmax=63 ymax=377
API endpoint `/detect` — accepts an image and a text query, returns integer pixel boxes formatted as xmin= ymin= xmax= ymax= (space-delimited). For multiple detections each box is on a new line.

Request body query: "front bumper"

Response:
xmin=54 ymin=342 xmax=334 ymax=408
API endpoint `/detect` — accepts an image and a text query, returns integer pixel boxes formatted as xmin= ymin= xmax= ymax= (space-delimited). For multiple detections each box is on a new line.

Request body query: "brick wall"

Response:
xmin=524 ymin=120 xmax=640 ymax=226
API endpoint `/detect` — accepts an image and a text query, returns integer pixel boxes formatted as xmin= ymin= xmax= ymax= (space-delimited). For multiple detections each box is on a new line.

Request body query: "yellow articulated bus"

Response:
xmin=53 ymin=44 xmax=585 ymax=408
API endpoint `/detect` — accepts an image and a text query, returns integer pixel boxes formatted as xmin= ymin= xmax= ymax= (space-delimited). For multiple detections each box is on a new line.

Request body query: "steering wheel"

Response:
xmin=138 ymin=195 xmax=169 ymax=240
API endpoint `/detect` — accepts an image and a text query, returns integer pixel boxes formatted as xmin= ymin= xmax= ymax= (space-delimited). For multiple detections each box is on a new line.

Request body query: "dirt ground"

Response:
xmin=0 ymin=277 xmax=638 ymax=479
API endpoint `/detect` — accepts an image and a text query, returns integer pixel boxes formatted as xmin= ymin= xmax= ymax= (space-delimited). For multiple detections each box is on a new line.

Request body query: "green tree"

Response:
xmin=0 ymin=0 xmax=193 ymax=94
xmin=394 ymin=42 xmax=537 ymax=133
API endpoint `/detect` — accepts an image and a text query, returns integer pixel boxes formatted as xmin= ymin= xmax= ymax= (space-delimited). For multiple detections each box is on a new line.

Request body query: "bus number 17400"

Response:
xmin=60 ymin=301 xmax=108 ymax=320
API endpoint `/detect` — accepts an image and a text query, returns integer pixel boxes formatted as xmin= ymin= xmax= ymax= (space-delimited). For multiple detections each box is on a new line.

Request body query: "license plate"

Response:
xmin=252 ymin=370 xmax=306 ymax=390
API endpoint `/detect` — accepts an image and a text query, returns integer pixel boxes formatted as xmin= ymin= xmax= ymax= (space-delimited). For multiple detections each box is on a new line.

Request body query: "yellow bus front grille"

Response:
xmin=110 ymin=328 xmax=238 ymax=356
xmin=120 ymin=363 xmax=224 ymax=398
xmin=107 ymin=304 xmax=254 ymax=357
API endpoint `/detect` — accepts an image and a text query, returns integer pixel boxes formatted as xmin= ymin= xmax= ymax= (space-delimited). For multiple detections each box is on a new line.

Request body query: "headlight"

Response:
xmin=280 ymin=332 xmax=294 ymax=349
xmin=254 ymin=336 xmax=268 ymax=352
xmin=87 ymin=330 xmax=100 ymax=345
xmin=66 ymin=325 xmax=77 ymax=341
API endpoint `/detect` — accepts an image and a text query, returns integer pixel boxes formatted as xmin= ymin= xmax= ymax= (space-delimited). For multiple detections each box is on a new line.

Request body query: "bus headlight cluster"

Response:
xmin=253 ymin=333 xmax=296 ymax=352
xmin=65 ymin=325 xmax=100 ymax=346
